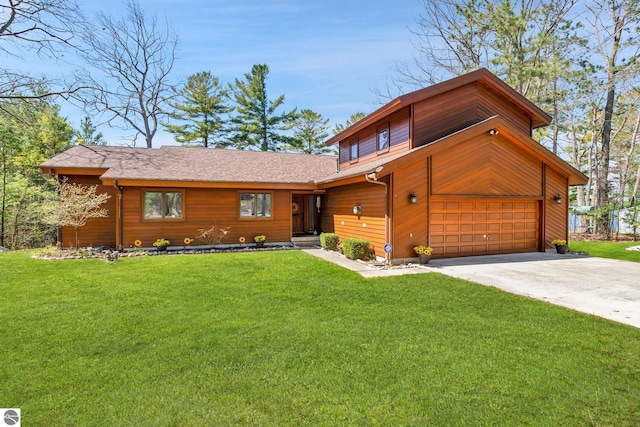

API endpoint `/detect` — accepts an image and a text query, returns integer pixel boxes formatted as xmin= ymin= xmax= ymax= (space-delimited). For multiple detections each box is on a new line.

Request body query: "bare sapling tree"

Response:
xmin=56 ymin=180 xmax=111 ymax=248
xmin=75 ymin=0 xmax=177 ymax=148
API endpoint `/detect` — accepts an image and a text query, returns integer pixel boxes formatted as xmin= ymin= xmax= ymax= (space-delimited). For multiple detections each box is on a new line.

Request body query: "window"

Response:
xmin=349 ymin=140 xmax=358 ymax=161
xmin=143 ymin=191 xmax=183 ymax=219
xmin=240 ymin=192 xmax=272 ymax=218
xmin=377 ymin=126 xmax=389 ymax=151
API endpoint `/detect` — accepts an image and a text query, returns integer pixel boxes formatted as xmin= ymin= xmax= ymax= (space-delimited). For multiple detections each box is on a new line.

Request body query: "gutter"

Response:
xmin=112 ymin=181 xmax=123 ymax=251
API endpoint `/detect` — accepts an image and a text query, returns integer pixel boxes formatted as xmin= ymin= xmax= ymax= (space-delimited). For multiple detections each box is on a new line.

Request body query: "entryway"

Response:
xmin=292 ymin=194 xmax=321 ymax=236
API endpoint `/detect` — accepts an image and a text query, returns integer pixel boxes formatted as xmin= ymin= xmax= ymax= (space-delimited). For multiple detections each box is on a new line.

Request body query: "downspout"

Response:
xmin=51 ymin=169 xmax=61 ymax=247
xmin=365 ymin=168 xmax=389 ymax=264
xmin=112 ymin=181 xmax=123 ymax=251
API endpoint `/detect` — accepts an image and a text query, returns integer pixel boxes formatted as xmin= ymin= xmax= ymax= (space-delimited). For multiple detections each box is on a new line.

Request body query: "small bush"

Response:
xmin=320 ymin=233 xmax=340 ymax=250
xmin=342 ymin=238 xmax=371 ymax=260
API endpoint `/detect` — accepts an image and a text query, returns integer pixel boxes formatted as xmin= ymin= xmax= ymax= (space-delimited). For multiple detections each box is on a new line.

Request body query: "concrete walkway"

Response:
xmin=303 ymin=248 xmax=640 ymax=329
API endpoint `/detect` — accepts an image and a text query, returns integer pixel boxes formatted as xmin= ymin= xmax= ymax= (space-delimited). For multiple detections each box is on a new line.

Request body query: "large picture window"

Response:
xmin=240 ymin=192 xmax=272 ymax=218
xmin=143 ymin=191 xmax=183 ymax=219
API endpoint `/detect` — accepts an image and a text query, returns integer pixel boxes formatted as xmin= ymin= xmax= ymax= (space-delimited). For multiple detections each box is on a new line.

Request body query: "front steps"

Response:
xmin=291 ymin=235 xmax=321 ymax=248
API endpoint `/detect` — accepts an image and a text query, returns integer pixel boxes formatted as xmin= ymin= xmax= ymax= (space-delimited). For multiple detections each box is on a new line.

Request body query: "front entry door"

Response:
xmin=292 ymin=195 xmax=305 ymax=234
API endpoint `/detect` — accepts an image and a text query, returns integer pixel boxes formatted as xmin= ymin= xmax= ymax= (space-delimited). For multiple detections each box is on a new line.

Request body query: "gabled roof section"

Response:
xmin=325 ymin=68 xmax=552 ymax=146
xmin=319 ymin=116 xmax=587 ymax=187
xmin=40 ymin=145 xmax=337 ymax=186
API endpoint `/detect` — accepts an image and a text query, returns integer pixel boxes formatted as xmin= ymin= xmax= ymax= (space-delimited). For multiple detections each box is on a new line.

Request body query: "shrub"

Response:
xmin=342 ymin=238 xmax=371 ymax=260
xmin=320 ymin=233 xmax=339 ymax=250
xmin=197 ymin=224 xmax=230 ymax=245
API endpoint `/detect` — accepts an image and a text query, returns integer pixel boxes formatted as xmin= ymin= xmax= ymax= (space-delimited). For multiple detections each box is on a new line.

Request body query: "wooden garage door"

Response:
xmin=430 ymin=200 xmax=539 ymax=257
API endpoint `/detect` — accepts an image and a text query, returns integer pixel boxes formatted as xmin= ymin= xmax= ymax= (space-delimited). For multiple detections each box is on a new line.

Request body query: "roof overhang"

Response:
xmin=102 ymin=178 xmax=322 ymax=191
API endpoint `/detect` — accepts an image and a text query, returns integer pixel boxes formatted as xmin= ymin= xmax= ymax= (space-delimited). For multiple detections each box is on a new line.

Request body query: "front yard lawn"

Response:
xmin=1 ymin=250 xmax=639 ymax=425
xmin=569 ymin=240 xmax=640 ymax=262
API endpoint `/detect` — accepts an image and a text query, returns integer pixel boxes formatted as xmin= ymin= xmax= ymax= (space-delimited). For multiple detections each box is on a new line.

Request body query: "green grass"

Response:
xmin=569 ymin=240 xmax=640 ymax=262
xmin=1 ymin=250 xmax=639 ymax=426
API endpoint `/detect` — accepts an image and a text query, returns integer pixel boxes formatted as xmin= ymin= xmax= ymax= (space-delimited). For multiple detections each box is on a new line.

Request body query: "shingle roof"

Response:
xmin=40 ymin=145 xmax=338 ymax=185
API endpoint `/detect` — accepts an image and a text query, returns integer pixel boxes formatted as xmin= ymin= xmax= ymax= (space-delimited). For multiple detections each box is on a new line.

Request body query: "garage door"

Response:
xmin=430 ymin=200 xmax=539 ymax=257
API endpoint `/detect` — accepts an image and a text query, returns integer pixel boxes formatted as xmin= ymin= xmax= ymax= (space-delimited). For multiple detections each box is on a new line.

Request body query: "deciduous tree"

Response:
xmin=75 ymin=0 xmax=177 ymax=148
xmin=56 ymin=180 xmax=110 ymax=248
xmin=0 ymin=0 xmax=83 ymax=102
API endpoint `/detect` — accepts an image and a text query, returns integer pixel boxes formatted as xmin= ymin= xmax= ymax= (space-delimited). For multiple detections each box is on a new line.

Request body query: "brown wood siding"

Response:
xmin=477 ymin=83 xmax=532 ymax=135
xmin=339 ymin=142 xmax=350 ymax=164
xmin=321 ymin=181 xmax=386 ymax=257
xmin=391 ymin=158 xmax=429 ymax=259
xmin=59 ymin=175 xmax=117 ymax=248
xmin=413 ymin=84 xmax=479 ymax=147
xmin=430 ymin=199 xmax=538 ymax=257
xmin=120 ymin=188 xmax=292 ymax=248
xmin=338 ymin=108 xmax=411 ymax=170
xmin=431 ymin=133 xmax=543 ymax=197
xmin=544 ymin=166 xmax=568 ymax=248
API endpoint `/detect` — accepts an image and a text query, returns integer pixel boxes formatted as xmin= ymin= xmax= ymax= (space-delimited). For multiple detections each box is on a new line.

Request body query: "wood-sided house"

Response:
xmin=40 ymin=68 xmax=587 ymax=260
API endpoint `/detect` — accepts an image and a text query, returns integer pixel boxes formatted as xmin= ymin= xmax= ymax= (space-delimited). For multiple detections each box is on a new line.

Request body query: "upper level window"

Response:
xmin=240 ymin=192 xmax=272 ymax=218
xmin=377 ymin=126 xmax=389 ymax=151
xmin=144 ymin=191 xmax=183 ymax=219
xmin=349 ymin=140 xmax=358 ymax=161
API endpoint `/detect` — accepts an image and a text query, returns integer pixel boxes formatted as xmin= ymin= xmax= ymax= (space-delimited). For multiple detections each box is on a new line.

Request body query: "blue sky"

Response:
xmin=57 ymin=0 xmax=423 ymax=146
xmin=9 ymin=1 xmax=611 ymax=150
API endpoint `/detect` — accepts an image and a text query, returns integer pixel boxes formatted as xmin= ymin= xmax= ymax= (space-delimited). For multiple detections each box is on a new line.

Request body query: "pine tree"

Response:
xmin=333 ymin=112 xmax=366 ymax=135
xmin=286 ymin=109 xmax=332 ymax=154
xmin=164 ymin=71 xmax=232 ymax=147
xmin=74 ymin=116 xmax=106 ymax=145
xmin=229 ymin=64 xmax=297 ymax=151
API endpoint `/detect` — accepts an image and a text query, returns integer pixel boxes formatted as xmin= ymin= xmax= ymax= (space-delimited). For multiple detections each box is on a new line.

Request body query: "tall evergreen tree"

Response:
xmin=286 ymin=109 xmax=331 ymax=154
xmin=229 ymin=64 xmax=297 ymax=151
xmin=333 ymin=112 xmax=366 ymax=135
xmin=164 ymin=71 xmax=231 ymax=148
xmin=74 ymin=116 xmax=106 ymax=145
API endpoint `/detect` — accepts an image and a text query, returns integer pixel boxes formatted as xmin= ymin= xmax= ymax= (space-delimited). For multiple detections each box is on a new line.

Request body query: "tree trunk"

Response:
xmin=1 ymin=147 xmax=6 ymax=247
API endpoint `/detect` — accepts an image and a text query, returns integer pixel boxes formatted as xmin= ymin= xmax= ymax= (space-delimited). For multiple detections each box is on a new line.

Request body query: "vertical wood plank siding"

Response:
xmin=391 ymin=158 xmax=429 ymax=259
xmin=120 ymin=188 xmax=292 ymax=248
xmin=544 ymin=166 xmax=569 ymax=248
xmin=321 ymin=182 xmax=386 ymax=257
xmin=60 ymin=175 xmax=117 ymax=248
xmin=338 ymin=108 xmax=411 ymax=167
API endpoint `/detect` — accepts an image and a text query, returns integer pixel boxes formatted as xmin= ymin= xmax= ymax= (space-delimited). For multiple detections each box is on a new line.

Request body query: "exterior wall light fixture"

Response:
xmin=553 ymin=194 xmax=562 ymax=204
xmin=409 ymin=192 xmax=418 ymax=204
xmin=353 ymin=205 xmax=362 ymax=215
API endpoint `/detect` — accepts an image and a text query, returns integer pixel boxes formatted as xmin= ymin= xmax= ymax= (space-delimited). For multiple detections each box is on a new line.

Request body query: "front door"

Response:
xmin=292 ymin=195 xmax=305 ymax=234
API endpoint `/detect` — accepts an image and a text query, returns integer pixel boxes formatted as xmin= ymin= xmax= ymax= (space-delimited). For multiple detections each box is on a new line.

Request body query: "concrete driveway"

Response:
xmin=425 ymin=251 xmax=640 ymax=329
xmin=304 ymin=249 xmax=640 ymax=328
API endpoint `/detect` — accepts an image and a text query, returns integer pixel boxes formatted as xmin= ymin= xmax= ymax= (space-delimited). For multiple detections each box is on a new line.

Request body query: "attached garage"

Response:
xmin=320 ymin=69 xmax=589 ymax=262
xmin=430 ymin=199 xmax=539 ymax=257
